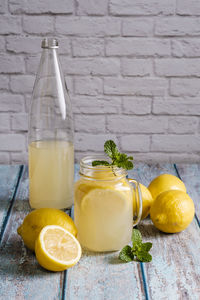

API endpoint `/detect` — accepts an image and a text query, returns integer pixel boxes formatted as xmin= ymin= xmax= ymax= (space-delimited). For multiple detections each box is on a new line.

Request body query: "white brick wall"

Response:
xmin=0 ymin=0 xmax=200 ymax=164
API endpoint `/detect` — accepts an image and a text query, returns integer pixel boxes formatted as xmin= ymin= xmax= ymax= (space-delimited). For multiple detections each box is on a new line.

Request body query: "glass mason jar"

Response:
xmin=74 ymin=156 xmax=142 ymax=252
xmin=28 ymin=38 xmax=74 ymax=209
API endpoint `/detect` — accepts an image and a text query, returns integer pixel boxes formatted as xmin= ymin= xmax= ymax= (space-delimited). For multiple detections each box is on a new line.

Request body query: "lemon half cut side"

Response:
xmin=35 ymin=225 xmax=82 ymax=272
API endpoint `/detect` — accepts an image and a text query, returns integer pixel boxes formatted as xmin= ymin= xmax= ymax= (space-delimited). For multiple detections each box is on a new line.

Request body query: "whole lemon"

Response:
xmin=150 ymin=190 xmax=195 ymax=233
xmin=148 ymin=174 xmax=186 ymax=200
xmin=139 ymin=183 xmax=153 ymax=219
xmin=17 ymin=208 xmax=77 ymax=251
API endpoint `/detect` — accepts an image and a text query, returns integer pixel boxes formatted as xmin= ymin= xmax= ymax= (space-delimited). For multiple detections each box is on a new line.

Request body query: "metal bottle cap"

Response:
xmin=41 ymin=38 xmax=59 ymax=49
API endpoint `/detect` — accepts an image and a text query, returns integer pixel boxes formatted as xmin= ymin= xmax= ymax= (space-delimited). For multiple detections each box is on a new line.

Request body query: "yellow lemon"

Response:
xmin=17 ymin=208 xmax=77 ymax=251
xmin=139 ymin=183 xmax=153 ymax=219
xmin=35 ymin=225 xmax=82 ymax=272
xmin=148 ymin=174 xmax=186 ymax=200
xmin=150 ymin=190 xmax=195 ymax=233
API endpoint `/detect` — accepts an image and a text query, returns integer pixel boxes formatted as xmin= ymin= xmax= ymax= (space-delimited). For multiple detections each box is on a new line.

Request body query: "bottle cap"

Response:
xmin=41 ymin=38 xmax=59 ymax=49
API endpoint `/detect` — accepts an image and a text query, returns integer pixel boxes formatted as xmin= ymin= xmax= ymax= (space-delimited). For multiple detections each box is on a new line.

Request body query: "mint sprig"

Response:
xmin=92 ymin=140 xmax=134 ymax=170
xmin=119 ymin=229 xmax=152 ymax=263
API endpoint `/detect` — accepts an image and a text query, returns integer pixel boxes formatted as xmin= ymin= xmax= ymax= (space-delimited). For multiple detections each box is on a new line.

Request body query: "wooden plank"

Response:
xmin=0 ymin=165 xmax=21 ymax=236
xmin=65 ymin=164 xmax=145 ymax=300
xmin=175 ymin=164 xmax=200 ymax=222
xmin=0 ymin=166 xmax=64 ymax=300
xmin=131 ymin=163 xmax=200 ymax=300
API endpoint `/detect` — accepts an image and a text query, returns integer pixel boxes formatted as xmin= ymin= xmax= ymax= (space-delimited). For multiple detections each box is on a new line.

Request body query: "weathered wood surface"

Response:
xmin=132 ymin=163 xmax=200 ymax=300
xmin=0 ymin=164 xmax=200 ymax=300
xmin=0 ymin=166 xmax=64 ymax=300
xmin=0 ymin=165 xmax=21 ymax=238
xmin=175 ymin=164 xmax=200 ymax=222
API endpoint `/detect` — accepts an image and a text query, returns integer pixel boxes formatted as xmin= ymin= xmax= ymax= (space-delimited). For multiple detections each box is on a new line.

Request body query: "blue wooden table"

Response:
xmin=0 ymin=164 xmax=200 ymax=300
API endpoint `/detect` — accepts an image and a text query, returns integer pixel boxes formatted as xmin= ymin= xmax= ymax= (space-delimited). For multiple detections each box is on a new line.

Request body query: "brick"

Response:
xmin=170 ymin=78 xmax=200 ymax=96
xmin=122 ymin=59 xmax=153 ymax=76
xmin=72 ymin=95 xmax=121 ymax=114
xmin=25 ymin=55 xmax=40 ymax=74
xmin=23 ymin=16 xmax=54 ymax=34
xmin=0 ymin=37 xmax=5 ymax=51
xmin=58 ymin=38 xmax=71 ymax=55
xmin=72 ymin=38 xmax=104 ymax=57
xmin=0 ymin=0 xmax=6 ymax=13
xmin=77 ymin=0 xmax=108 ymax=15
xmin=120 ymin=135 xmax=150 ymax=152
xmin=168 ymin=117 xmax=198 ymax=134
xmin=0 ymin=16 xmax=21 ymax=34
xmin=155 ymin=59 xmax=200 ymax=77
xmin=133 ymin=152 xmax=171 ymax=163
xmin=122 ymin=19 xmax=153 ymax=36
xmin=0 ymin=114 xmax=10 ymax=131
xmin=153 ymin=97 xmax=200 ymax=115
xmin=9 ymin=0 xmax=73 ymax=14
xmin=24 ymin=94 xmax=31 ymax=113
xmin=74 ymin=115 xmax=106 ymax=133
xmin=74 ymin=77 xmax=103 ymax=95
xmin=172 ymin=39 xmax=200 ymax=57
xmin=6 ymin=37 xmax=41 ymax=54
xmin=0 ymin=76 xmax=9 ymax=90
xmin=75 ymin=133 xmax=116 ymax=151
xmin=169 ymin=153 xmax=200 ymax=163
xmin=10 ymin=75 xmax=35 ymax=93
xmin=11 ymin=152 xmax=28 ymax=164
xmin=104 ymin=78 xmax=167 ymax=96
xmin=109 ymin=0 xmax=175 ymax=15
xmin=151 ymin=134 xmax=200 ymax=152
xmin=177 ymin=0 xmax=200 ymax=15
xmin=0 ymin=153 xmax=10 ymax=164
xmin=61 ymin=57 xmax=120 ymax=76
xmin=106 ymin=38 xmax=170 ymax=57
xmin=11 ymin=114 xmax=28 ymax=131
xmin=1 ymin=94 xmax=24 ymax=112
xmin=122 ymin=97 xmax=152 ymax=114
xmin=56 ymin=17 xmax=120 ymax=37
xmin=155 ymin=17 xmax=200 ymax=36
xmin=0 ymin=55 xmax=24 ymax=74
xmin=107 ymin=115 xmax=167 ymax=133
xmin=0 ymin=134 xmax=26 ymax=151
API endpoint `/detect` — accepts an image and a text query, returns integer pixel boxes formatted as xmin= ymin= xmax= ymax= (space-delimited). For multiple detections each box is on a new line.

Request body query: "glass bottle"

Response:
xmin=74 ymin=156 xmax=142 ymax=252
xmin=28 ymin=38 xmax=74 ymax=209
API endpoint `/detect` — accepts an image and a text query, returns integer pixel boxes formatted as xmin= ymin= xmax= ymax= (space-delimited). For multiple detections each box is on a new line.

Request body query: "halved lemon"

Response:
xmin=35 ymin=225 xmax=82 ymax=272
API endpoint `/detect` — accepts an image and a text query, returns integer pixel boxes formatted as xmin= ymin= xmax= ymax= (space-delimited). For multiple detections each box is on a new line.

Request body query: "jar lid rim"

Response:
xmin=79 ymin=155 xmax=127 ymax=178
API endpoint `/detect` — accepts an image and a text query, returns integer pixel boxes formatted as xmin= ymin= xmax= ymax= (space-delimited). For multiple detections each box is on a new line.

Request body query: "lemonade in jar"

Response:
xmin=74 ymin=155 xmax=142 ymax=252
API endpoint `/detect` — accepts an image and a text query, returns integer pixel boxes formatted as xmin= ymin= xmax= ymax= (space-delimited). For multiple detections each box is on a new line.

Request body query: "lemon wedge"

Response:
xmin=35 ymin=225 xmax=82 ymax=272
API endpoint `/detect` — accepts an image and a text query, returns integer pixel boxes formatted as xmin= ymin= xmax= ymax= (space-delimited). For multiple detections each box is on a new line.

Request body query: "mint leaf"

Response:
xmin=104 ymin=140 xmax=118 ymax=159
xmin=136 ymin=251 xmax=152 ymax=263
xmin=114 ymin=153 xmax=133 ymax=170
xmin=119 ymin=245 xmax=134 ymax=262
xmin=132 ymin=229 xmax=142 ymax=245
xmin=119 ymin=229 xmax=153 ymax=263
xmin=92 ymin=160 xmax=110 ymax=167
xmin=141 ymin=242 xmax=152 ymax=252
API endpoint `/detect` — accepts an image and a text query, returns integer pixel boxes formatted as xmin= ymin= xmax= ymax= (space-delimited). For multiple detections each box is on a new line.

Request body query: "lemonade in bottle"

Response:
xmin=74 ymin=156 xmax=142 ymax=252
xmin=28 ymin=38 xmax=74 ymax=209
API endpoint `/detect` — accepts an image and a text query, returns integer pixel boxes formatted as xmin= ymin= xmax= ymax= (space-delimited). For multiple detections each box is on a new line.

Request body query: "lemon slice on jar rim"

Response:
xmin=35 ymin=225 xmax=82 ymax=272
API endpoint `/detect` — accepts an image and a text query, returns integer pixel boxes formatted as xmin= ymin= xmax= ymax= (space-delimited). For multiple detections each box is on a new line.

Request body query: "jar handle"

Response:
xmin=128 ymin=179 xmax=143 ymax=227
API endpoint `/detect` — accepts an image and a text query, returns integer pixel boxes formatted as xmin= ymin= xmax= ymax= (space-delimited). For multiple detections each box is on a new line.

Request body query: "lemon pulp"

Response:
xmin=35 ymin=225 xmax=81 ymax=272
